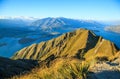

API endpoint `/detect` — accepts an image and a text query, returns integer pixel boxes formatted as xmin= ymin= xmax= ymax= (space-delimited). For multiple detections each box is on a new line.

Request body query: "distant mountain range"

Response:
xmin=0 ymin=16 xmax=37 ymax=21
xmin=0 ymin=17 xmax=104 ymax=32
xmin=29 ymin=17 xmax=104 ymax=32
xmin=0 ymin=19 xmax=27 ymax=28
xmin=105 ymin=25 xmax=120 ymax=33
xmin=0 ymin=16 xmax=37 ymax=28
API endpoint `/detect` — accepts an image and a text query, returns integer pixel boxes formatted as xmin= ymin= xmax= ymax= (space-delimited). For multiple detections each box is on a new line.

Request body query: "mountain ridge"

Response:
xmin=12 ymin=29 xmax=119 ymax=61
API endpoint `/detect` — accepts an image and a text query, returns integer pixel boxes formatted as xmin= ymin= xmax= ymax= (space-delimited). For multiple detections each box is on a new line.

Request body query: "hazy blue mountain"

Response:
xmin=0 ymin=17 xmax=104 ymax=32
xmin=0 ymin=16 xmax=37 ymax=29
xmin=105 ymin=25 xmax=120 ymax=33
xmin=0 ymin=19 xmax=27 ymax=28
xmin=29 ymin=17 xmax=104 ymax=32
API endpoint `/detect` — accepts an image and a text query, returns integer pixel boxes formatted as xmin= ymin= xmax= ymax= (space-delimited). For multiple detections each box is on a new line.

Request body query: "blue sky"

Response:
xmin=0 ymin=0 xmax=120 ymax=21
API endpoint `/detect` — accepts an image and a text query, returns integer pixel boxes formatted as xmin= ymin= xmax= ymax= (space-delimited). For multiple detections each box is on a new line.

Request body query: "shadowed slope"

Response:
xmin=0 ymin=56 xmax=39 ymax=79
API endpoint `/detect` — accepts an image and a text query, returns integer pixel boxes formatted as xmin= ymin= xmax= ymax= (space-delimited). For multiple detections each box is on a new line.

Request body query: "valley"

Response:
xmin=0 ymin=17 xmax=120 ymax=58
xmin=0 ymin=28 xmax=120 ymax=79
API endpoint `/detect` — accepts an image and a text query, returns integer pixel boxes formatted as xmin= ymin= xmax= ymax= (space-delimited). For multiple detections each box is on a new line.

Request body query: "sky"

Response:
xmin=0 ymin=0 xmax=120 ymax=21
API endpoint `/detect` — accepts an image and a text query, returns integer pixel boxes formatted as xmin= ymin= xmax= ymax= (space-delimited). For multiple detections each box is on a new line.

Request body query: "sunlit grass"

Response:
xmin=10 ymin=59 xmax=90 ymax=79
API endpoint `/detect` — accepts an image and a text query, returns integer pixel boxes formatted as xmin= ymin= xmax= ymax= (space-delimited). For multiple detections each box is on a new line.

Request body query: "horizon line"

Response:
xmin=0 ymin=16 xmax=120 ymax=21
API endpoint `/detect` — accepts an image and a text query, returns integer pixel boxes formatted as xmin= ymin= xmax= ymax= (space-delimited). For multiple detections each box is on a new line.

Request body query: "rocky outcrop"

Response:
xmin=89 ymin=60 xmax=120 ymax=79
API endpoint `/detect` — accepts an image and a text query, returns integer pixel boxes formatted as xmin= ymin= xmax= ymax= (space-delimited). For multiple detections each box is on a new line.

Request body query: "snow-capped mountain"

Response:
xmin=29 ymin=17 xmax=104 ymax=32
xmin=0 ymin=16 xmax=104 ymax=30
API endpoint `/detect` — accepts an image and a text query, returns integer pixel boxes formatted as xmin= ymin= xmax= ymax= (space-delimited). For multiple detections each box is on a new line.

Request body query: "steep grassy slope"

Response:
xmin=11 ymin=57 xmax=89 ymax=79
xmin=12 ymin=29 xmax=118 ymax=61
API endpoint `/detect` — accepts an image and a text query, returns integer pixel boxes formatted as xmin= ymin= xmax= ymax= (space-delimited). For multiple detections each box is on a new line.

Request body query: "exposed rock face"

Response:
xmin=89 ymin=61 xmax=120 ymax=79
xmin=12 ymin=29 xmax=119 ymax=61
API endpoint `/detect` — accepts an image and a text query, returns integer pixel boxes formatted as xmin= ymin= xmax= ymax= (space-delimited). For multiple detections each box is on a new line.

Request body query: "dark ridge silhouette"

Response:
xmin=0 ymin=56 xmax=39 ymax=79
